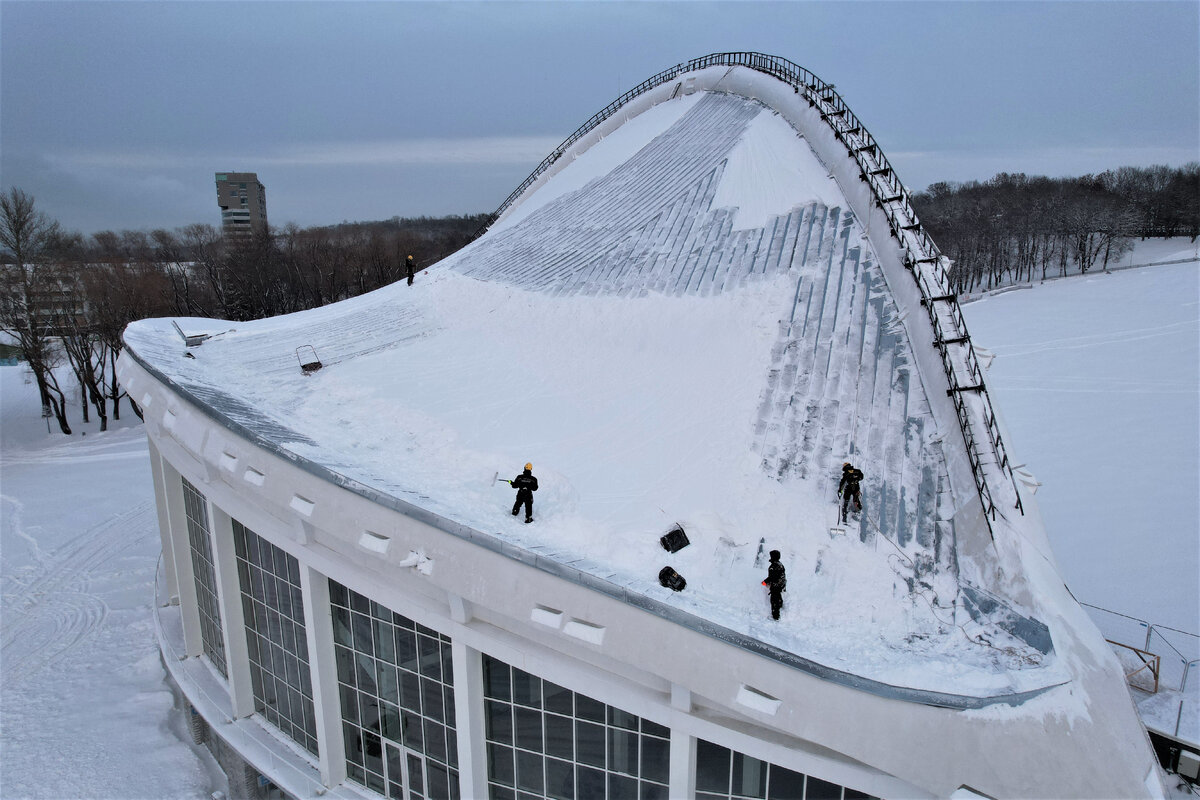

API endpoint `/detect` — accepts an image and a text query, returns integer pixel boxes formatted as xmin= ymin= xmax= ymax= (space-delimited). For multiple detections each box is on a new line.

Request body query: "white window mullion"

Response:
xmin=451 ymin=639 xmax=487 ymax=799
xmin=146 ymin=438 xmax=179 ymax=604
xmin=301 ymin=566 xmax=346 ymax=787
xmin=209 ymin=506 xmax=255 ymax=718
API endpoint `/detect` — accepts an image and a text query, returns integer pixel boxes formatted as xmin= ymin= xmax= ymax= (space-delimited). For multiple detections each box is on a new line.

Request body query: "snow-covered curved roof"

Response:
xmin=122 ymin=63 xmax=1112 ymax=710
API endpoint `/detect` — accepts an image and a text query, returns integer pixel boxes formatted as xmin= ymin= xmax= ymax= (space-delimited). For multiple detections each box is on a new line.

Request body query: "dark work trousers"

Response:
xmin=769 ymin=589 xmax=784 ymax=620
xmin=841 ymin=487 xmax=861 ymax=520
xmin=512 ymin=489 xmax=533 ymax=521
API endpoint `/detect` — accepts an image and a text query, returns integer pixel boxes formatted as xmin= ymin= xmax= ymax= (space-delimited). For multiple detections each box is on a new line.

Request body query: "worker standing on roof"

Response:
xmin=763 ymin=550 xmax=786 ymax=620
xmin=510 ymin=462 xmax=538 ymax=523
xmin=838 ymin=462 xmax=864 ymax=523
xmin=406 ymin=255 xmax=416 ymax=286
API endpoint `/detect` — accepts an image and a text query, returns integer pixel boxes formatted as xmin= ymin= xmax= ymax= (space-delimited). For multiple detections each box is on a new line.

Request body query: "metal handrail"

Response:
xmin=1081 ymin=601 xmax=1200 ymax=695
xmin=470 ymin=50 xmax=1023 ymax=536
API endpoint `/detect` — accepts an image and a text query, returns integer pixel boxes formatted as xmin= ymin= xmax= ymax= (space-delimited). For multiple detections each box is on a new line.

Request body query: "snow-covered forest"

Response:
xmin=913 ymin=164 xmax=1199 ymax=292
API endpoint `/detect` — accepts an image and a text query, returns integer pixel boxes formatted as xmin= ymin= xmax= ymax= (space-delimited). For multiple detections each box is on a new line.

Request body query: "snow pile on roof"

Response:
xmin=124 ymin=87 xmax=1070 ymax=697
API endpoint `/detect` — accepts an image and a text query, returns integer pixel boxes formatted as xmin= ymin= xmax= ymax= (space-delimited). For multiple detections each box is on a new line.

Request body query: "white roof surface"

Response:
xmin=125 ymin=87 xmax=1072 ymax=700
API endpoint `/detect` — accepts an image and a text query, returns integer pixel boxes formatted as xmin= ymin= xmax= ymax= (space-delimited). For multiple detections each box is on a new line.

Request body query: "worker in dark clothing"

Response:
xmin=838 ymin=462 xmax=864 ymax=523
xmin=510 ymin=462 xmax=538 ymax=523
xmin=406 ymin=255 xmax=416 ymax=286
xmin=763 ymin=550 xmax=786 ymax=620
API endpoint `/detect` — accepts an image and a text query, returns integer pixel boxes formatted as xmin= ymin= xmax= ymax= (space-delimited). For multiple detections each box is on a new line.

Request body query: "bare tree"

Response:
xmin=0 ymin=187 xmax=73 ymax=433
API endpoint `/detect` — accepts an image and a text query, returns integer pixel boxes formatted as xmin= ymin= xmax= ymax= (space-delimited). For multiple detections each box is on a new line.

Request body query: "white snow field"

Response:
xmin=964 ymin=260 xmax=1199 ymax=636
xmin=0 ymin=371 xmax=216 ymax=798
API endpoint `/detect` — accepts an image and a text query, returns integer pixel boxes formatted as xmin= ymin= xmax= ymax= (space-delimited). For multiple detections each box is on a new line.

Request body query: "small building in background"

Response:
xmin=215 ymin=172 xmax=268 ymax=237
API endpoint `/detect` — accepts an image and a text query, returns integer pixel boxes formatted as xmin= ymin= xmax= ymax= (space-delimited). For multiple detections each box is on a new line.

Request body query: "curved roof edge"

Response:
xmin=119 ymin=333 xmax=1056 ymax=711
xmin=481 ymin=52 xmax=1026 ymax=549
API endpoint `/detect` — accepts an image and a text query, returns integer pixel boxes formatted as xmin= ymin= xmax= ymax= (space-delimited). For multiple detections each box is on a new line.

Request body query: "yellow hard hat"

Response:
xmin=525 ymin=462 xmax=533 ymax=471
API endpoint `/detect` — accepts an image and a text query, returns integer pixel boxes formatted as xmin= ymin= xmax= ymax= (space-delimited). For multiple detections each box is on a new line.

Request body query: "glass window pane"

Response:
xmin=643 ymin=719 xmax=672 ymax=738
xmin=575 ymin=721 xmax=605 ymax=768
xmin=401 ymin=670 xmax=422 ymax=713
xmin=608 ymin=727 xmax=638 ymax=776
xmin=340 ymin=684 xmax=359 ymax=726
xmin=419 ymin=634 xmax=443 ymax=682
xmin=696 ymin=740 xmax=731 ymax=793
xmin=640 ymin=781 xmax=669 ymax=800
xmin=424 ymin=676 xmax=445 ymax=723
xmin=429 ymin=762 xmax=451 ymax=796
xmin=397 ymin=628 xmax=420 ymax=673
xmin=484 ymin=657 xmax=511 ymax=702
xmin=607 ymin=707 xmax=638 ymax=730
xmin=447 ymin=728 xmax=459 ymax=769
xmin=732 ymin=752 xmax=767 ymax=799
xmin=543 ymin=681 xmax=572 ymax=716
xmin=424 ymin=718 xmax=447 ymax=764
xmin=329 ymin=579 xmax=348 ymax=607
xmin=353 ymin=611 xmax=373 ymax=655
xmin=514 ymin=706 xmax=543 ymax=753
xmin=361 ymin=696 xmax=381 ymax=734
xmin=515 ymin=749 xmax=545 ymax=794
xmin=408 ymin=752 xmax=425 ymax=796
xmin=355 ymin=651 xmax=377 ymax=694
xmin=640 ymin=735 xmax=670 ymax=785
xmin=544 ymin=713 xmax=574 ymax=761
xmin=375 ymin=618 xmax=396 ymax=663
xmin=381 ymin=702 xmax=402 ymax=743
xmin=386 ymin=743 xmax=404 ymax=783
xmin=344 ymin=723 xmax=363 ymax=765
xmin=804 ymin=776 xmax=843 ymax=800
xmin=767 ymin=766 xmax=806 ymax=800
xmin=608 ymin=773 xmax=637 ymax=799
xmin=575 ymin=695 xmax=604 ymax=722
xmin=364 ymin=731 xmax=384 ymax=775
xmin=488 ymin=743 xmax=515 ymax=787
xmin=336 ymin=646 xmax=355 ymax=686
xmin=404 ymin=710 xmax=424 ymax=751
xmin=367 ymin=769 xmax=386 ymax=794
xmin=333 ymin=606 xmax=352 ymax=646
xmin=486 ymin=699 xmax=514 ymax=743
xmin=442 ymin=643 xmax=454 ymax=687
xmin=842 ymin=789 xmax=875 ymax=800
xmin=512 ymin=669 xmax=541 ymax=708
xmin=444 ymin=686 xmax=456 ymax=727
xmin=576 ymin=765 xmax=605 ymax=800
xmin=545 ymin=757 xmax=574 ymax=800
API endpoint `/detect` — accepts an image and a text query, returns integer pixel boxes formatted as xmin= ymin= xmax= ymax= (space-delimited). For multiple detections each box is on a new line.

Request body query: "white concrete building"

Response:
xmin=120 ymin=54 xmax=1164 ymax=800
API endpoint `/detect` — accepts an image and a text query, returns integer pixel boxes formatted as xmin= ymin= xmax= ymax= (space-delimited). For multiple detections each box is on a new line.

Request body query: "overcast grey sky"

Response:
xmin=2 ymin=1 xmax=1197 ymax=235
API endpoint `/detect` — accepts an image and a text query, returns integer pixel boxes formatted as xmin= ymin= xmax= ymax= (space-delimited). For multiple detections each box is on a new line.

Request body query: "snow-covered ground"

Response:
xmin=962 ymin=253 xmax=1199 ymax=745
xmin=0 ymin=372 xmax=216 ymax=798
xmin=963 ymin=255 xmax=1199 ymax=635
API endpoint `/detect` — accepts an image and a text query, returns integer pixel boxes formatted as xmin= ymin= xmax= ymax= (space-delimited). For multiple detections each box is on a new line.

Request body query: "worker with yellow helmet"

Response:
xmin=510 ymin=462 xmax=538 ymax=523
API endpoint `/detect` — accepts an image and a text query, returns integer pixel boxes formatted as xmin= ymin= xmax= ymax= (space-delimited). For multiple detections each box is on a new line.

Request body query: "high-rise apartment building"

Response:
xmin=215 ymin=172 xmax=268 ymax=237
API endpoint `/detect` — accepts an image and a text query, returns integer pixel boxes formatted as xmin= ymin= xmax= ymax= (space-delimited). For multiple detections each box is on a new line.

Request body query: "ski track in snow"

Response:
xmin=1 ymin=499 xmax=155 ymax=685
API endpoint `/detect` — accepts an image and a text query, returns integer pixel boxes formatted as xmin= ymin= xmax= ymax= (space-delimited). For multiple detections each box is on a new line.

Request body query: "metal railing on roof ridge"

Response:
xmin=471 ymin=50 xmax=1023 ymax=533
